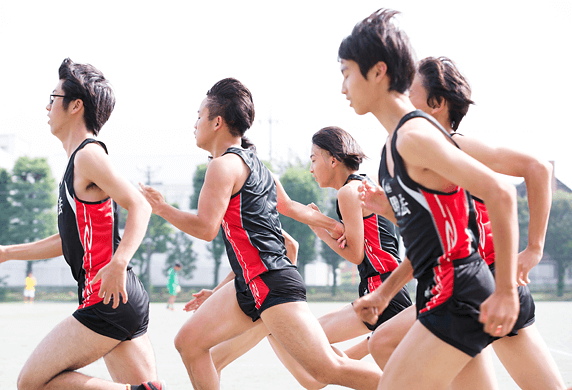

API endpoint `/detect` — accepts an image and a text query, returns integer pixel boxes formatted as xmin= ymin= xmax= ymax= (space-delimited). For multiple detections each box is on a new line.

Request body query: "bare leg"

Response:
xmin=493 ymin=324 xmax=567 ymax=390
xmin=104 ymin=333 xmax=158 ymax=384
xmin=17 ymin=316 xmax=130 ymax=390
xmin=174 ymin=281 xmax=257 ymax=390
xmin=167 ymin=295 xmax=176 ymax=310
xmin=449 ymin=346 xmax=499 ymax=390
xmin=261 ymin=302 xmax=381 ymax=390
xmin=344 ymin=337 xmax=369 ymax=360
xmin=211 ymin=321 xmax=269 ymax=376
xmin=378 ymin=321 xmax=472 ymax=390
xmin=318 ymin=304 xmax=371 ymax=343
xmin=368 ymin=304 xmax=416 ymax=369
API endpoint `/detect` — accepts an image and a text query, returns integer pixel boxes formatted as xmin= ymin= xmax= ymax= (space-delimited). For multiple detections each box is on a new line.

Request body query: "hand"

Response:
xmin=91 ymin=261 xmax=128 ymax=309
xmin=184 ymin=289 xmax=213 ymax=312
xmin=479 ymin=288 xmax=519 ymax=337
xmin=352 ymin=291 xmax=388 ymax=326
xmin=516 ymin=246 xmax=543 ymax=286
xmin=358 ymin=180 xmax=390 ymax=216
xmin=139 ymin=183 xmax=166 ymax=214
xmin=337 ymin=233 xmax=347 ymax=249
xmin=307 ymin=202 xmax=345 ymax=241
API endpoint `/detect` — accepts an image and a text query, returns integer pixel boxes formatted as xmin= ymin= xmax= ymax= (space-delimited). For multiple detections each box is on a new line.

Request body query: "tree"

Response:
xmin=319 ymin=193 xmax=345 ymax=296
xmin=131 ymin=212 xmax=173 ymax=293
xmin=278 ymin=162 xmax=323 ymax=281
xmin=163 ymin=230 xmax=198 ymax=281
xmin=10 ymin=157 xmax=57 ymax=275
xmin=543 ymin=190 xmax=572 ymax=296
xmin=0 ymin=168 xmax=15 ymax=245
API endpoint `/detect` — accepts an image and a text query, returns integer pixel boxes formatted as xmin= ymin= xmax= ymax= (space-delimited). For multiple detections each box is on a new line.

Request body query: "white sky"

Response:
xmin=0 ymin=0 xmax=571 ymax=189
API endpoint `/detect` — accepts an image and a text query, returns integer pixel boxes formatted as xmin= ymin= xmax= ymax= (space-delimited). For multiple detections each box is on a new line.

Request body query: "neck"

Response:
xmin=209 ymin=134 xmax=242 ymax=158
xmin=332 ymin=167 xmax=356 ymax=190
xmin=370 ymin=90 xmax=417 ymax=135
xmin=56 ymin=124 xmax=93 ymax=157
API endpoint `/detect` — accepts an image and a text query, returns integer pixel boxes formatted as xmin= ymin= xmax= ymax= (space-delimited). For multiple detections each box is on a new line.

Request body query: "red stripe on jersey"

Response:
xmin=367 ymin=274 xmax=382 ymax=294
xmin=249 ymin=275 xmax=270 ymax=309
xmin=75 ymin=199 xmax=115 ymax=309
xmin=222 ymin=194 xmax=266 ymax=284
xmin=363 ymin=215 xmax=399 ymax=274
xmin=419 ymin=261 xmax=454 ymax=313
xmin=422 ymin=189 xmax=473 ymax=265
xmin=473 ymin=200 xmax=495 ymax=266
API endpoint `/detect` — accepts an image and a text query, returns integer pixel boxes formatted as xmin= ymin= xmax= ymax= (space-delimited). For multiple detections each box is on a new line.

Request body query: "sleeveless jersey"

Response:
xmin=378 ymin=110 xmax=478 ymax=278
xmin=220 ymin=147 xmax=294 ymax=292
xmin=58 ymin=139 xmax=122 ymax=309
xmin=472 ymin=197 xmax=495 ymax=266
xmin=335 ymin=174 xmax=400 ymax=283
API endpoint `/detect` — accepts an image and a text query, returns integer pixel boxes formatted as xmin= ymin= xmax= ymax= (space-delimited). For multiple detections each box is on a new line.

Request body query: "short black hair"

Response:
xmin=417 ymin=57 xmax=474 ymax=130
xmin=58 ymin=58 xmax=115 ymax=136
xmin=338 ymin=8 xmax=416 ymax=93
xmin=206 ymin=78 xmax=255 ymax=138
xmin=312 ymin=126 xmax=366 ymax=171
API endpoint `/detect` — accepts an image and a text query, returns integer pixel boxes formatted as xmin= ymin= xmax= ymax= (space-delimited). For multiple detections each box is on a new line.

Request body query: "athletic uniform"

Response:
xmin=472 ymin=196 xmax=535 ymax=336
xmin=379 ymin=110 xmax=495 ymax=357
xmin=337 ymin=174 xmax=412 ymax=330
xmin=221 ymin=147 xmax=306 ymax=321
xmin=58 ymin=138 xmax=149 ymax=341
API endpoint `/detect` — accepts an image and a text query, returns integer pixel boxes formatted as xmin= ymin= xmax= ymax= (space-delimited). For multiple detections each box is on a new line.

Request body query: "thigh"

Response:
xmin=493 ymin=324 xmax=566 ymax=390
xmin=104 ymin=333 xmax=157 ymax=384
xmin=175 ymin=281 xmax=257 ymax=352
xmin=318 ymin=303 xmax=370 ymax=343
xmin=449 ymin=346 xmax=499 ymax=390
xmin=211 ymin=321 xmax=270 ymax=372
xmin=18 ymin=316 xmax=120 ymax=389
xmin=261 ymin=301 xmax=340 ymax=372
xmin=379 ymin=321 xmax=472 ymax=390
xmin=368 ymin=304 xmax=416 ymax=369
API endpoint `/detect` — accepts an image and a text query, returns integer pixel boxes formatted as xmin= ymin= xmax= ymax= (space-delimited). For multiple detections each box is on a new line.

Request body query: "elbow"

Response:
xmin=202 ymin=229 xmax=220 ymax=242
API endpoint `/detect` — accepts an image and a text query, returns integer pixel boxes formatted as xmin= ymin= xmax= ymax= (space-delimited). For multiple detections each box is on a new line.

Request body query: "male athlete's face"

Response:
xmin=310 ymin=144 xmax=334 ymax=188
xmin=340 ymin=59 xmax=377 ymax=116
xmin=46 ymin=80 xmax=70 ymax=137
xmin=409 ymin=74 xmax=431 ymax=115
xmin=194 ymin=97 xmax=214 ymax=150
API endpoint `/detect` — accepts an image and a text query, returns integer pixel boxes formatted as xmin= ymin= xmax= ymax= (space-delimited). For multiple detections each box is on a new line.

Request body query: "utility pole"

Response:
xmin=139 ymin=166 xmax=162 ymax=293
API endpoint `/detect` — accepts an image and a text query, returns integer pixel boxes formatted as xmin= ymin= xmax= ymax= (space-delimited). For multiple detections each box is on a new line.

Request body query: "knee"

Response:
xmin=368 ymin=332 xmax=395 ymax=368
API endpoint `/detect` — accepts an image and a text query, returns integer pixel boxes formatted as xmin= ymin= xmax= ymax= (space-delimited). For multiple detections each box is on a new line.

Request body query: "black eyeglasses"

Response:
xmin=49 ymin=94 xmax=69 ymax=105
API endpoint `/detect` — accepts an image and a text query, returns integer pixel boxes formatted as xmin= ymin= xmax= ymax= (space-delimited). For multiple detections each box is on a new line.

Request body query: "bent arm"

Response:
xmin=273 ymin=173 xmax=344 ymax=238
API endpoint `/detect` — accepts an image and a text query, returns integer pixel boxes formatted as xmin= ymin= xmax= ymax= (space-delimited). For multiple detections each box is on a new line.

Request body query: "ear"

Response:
xmin=431 ymin=98 xmax=448 ymax=116
xmin=330 ymin=157 xmax=339 ymax=168
xmin=213 ymin=116 xmax=224 ymax=131
xmin=374 ymin=61 xmax=388 ymax=81
xmin=70 ymin=98 xmax=83 ymax=114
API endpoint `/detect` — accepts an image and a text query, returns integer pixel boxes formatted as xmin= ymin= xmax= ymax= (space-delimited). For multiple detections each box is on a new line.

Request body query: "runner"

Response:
xmin=140 ymin=77 xmax=381 ymax=390
xmin=365 ymin=55 xmax=568 ymax=390
xmin=0 ymin=58 xmax=163 ymax=390
xmin=340 ymin=9 xmax=519 ymax=389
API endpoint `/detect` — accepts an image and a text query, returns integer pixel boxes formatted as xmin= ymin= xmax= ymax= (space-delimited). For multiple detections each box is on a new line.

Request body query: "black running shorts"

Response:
xmin=73 ymin=269 xmax=149 ymax=341
xmin=236 ymin=268 xmax=307 ymax=322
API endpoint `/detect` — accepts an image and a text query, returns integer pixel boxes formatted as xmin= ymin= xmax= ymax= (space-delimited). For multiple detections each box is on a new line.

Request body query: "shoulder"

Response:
xmin=338 ymin=182 xmax=361 ymax=207
xmin=74 ymin=142 xmax=109 ymax=169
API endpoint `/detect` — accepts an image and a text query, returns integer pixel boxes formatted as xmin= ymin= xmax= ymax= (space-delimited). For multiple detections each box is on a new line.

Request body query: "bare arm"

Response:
xmin=353 ymin=258 xmax=413 ymax=325
xmin=455 ymin=135 xmax=552 ymax=284
xmin=75 ymin=144 xmax=152 ymax=308
xmin=184 ymin=271 xmax=235 ymax=312
xmin=0 ymin=233 xmax=63 ymax=264
xmin=273 ymin=173 xmax=344 ymax=239
xmin=311 ymin=184 xmax=364 ymax=264
xmin=141 ymin=155 xmax=242 ymax=242
xmin=399 ymin=121 xmax=518 ymax=336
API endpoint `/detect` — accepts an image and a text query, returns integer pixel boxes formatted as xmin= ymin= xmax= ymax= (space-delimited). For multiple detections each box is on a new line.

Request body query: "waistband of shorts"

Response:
xmin=418 ymin=252 xmax=482 ymax=282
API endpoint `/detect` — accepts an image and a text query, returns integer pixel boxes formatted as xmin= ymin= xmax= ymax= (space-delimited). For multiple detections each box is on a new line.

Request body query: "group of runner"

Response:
xmin=0 ymin=6 xmax=569 ymax=390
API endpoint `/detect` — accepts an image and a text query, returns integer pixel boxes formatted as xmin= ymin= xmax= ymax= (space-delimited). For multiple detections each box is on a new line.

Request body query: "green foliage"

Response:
xmin=517 ymin=196 xmax=530 ymax=252
xmin=319 ymin=193 xmax=345 ymax=296
xmin=278 ymin=163 xmax=323 ymax=280
xmin=0 ymin=168 xmax=15 ymax=245
xmin=163 ymin=230 xmax=197 ymax=280
xmin=10 ymin=157 xmax=57 ymax=275
xmin=190 ymin=163 xmax=207 ymax=210
xmin=132 ymin=212 xmax=174 ymax=292
xmin=544 ymin=190 xmax=572 ymax=296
